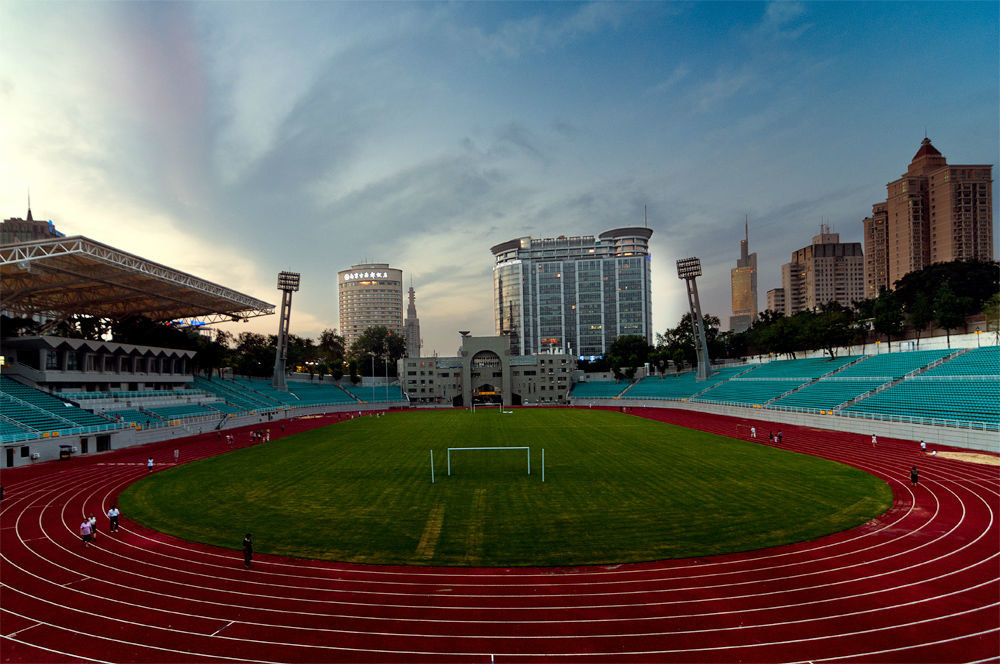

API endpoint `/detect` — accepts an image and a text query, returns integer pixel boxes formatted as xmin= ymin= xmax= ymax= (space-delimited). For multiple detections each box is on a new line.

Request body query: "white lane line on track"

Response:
xmin=6 ymin=416 xmax=997 ymax=660
xmin=0 ymin=633 xmax=109 ymax=663
xmin=212 ymin=620 xmax=236 ymax=636
xmin=5 ymin=620 xmax=42 ymax=639
xmin=0 ymin=609 xmax=279 ymax=664
xmin=4 ymin=580 xmax=998 ymax=657
xmin=61 ymin=576 xmax=91 ymax=587
xmin=802 ymin=627 xmax=1000 ymax=662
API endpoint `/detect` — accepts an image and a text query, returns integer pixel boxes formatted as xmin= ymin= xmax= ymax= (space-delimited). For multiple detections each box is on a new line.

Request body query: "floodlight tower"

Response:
xmin=676 ymin=257 xmax=713 ymax=381
xmin=272 ymin=271 xmax=301 ymax=391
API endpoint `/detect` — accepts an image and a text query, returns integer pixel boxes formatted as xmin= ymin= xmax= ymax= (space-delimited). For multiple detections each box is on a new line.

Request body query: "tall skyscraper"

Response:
xmin=864 ymin=138 xmax=993 ymax=296
xmin=491 ymin=227 xmax=653 ymax=358
xmin=404 ymin=285 xmax=421 ymax=358
xmin=337 ymin=263 xmax=404 ymax=350
xmin=729 ymin=219 xmax=758 ymax=332
xmin=779 ymin=228 xmax=865 ymax=315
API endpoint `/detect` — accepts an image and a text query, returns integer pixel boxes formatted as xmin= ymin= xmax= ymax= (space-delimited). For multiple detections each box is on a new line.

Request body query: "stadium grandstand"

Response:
xmin=570 ymin=342 xmax=999 ymax=452
xmin=1 ymin=233 xmax=407 ymax=467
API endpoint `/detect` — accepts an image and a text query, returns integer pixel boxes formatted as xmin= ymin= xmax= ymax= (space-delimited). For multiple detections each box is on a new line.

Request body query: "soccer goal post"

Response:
xmin=447 ymin=446 xmax=530 ymax=476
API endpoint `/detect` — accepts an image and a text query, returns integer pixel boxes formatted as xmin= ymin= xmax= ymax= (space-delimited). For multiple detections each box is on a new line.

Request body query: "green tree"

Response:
xmin=318 ymin=329 xmax=346 ymax=367
xmin=872 ymin=288 xmax=904 ymax=351
xmin=349 ymin=326 xmax=406 ymax=377
xmin=894 ymin=259 xmax=999 ymax=312
xmin=810 ymin=302 xmax=855 ymax=359
xmin=234 ymin=332 xmax=273 ymax=377
xmin=606 ymin=334 xmax=652 ymax=380
xmin=906 ymin=291 xmax=935 ymax=348
xmin=934 ymin=283 xmax=972 ymax=348
xmin=984 ymin=293 xmax=1000 ymax=333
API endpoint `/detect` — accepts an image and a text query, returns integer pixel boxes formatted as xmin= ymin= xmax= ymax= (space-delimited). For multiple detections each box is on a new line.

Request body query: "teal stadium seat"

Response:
xmin=569 ymin=381 xmax=630 ymax=399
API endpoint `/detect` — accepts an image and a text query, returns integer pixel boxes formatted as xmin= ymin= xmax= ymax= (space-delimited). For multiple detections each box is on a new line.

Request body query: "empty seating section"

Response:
xmin=693 ymin=379 xmax=808 ymax=406
xmin=625 ymin=366 xmax=747 ymax=401
xmin=1 ymin=396 xmax=66 ymax=431
xmin=105 ymin=409 xmax=166 ymax=428
xmin=0 ymin=377 xmax=120 ymax=441
xmin=846 ymin=380 xmax=1000 ymax=425
xmin=0 ymin=419 xmax=31 ymax=439
xmin=231 ymin=378 xmax=299 ymax=406
xmin=342 ymin=385 xmax=405 ymax=402
xmin=921 ymin=347 xmax=1000 ymax=376
xmin=570 ymin=381 xmax=629 ymax=399
xmin=742 ymin=356 xmax=859 ymax=379
xmin=204 ymin=401 xmax=243 ymax=415
xmin=192 ymin=377 xmax=278 ymax=412
xmin=146 ymin=404 xmax=218 ymax=420
xmin=287 ymin=383 xmax=357 ymax=405
xmin=773 ymin=379 xmax=888 ymax=411
xmin=834 ymin=349 xmax=953 ymax=379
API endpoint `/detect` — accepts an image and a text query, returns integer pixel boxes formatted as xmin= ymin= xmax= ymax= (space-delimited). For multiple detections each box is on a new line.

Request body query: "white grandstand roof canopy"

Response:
xmin=0 ymin=236 xmax=275 ymax=326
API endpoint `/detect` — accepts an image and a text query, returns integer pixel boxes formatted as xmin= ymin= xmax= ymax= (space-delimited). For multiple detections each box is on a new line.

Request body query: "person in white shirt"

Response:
xmin=107 ymin=504 xmax=120 ymax=533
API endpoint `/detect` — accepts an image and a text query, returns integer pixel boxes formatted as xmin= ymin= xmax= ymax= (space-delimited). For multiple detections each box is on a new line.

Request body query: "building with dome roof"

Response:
xmin=863 ymin=138 xmax=993 ymax=297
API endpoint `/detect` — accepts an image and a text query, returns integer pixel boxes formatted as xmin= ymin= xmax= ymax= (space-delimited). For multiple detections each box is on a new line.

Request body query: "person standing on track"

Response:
xmin=872 ymin=434 xmax=878 ymax=447
xmin=80 ymin=519 xmax=93 ymax=548
xmin=107 ymin=504 xmax=120 ymax=533
xmin=750 ymin=426 xmax=756 ymax=439
xmin=911 ymin=466 xmax=919 ymax=486
xmin=88 ymin=514 xmax=98 ymax=542
xmin=243 ymin=533 xmax=253 ymax=568
xmin=147 ymin=457 xmax=153 ymax=471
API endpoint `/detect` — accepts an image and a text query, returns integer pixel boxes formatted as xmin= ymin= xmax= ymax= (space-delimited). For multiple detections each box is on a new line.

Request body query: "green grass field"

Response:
xmin=120 ymin=409 xmax=892 ymax=566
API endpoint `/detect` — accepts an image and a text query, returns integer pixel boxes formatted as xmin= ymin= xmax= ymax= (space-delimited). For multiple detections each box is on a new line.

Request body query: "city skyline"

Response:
xmin=2 ymin=2 xmax=997 ymax=355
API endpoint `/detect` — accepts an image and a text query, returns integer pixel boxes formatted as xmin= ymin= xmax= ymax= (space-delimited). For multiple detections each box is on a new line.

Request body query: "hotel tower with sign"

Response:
xmin=338 ymin=263 xmax=404 ymax=349
xmin=491 ymin=227 xmax=653 ymax=358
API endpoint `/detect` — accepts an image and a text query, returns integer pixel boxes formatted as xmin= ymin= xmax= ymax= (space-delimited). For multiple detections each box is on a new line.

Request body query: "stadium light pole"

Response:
xmin=272 ymin=271 xmax=300 ymax=391
xmin=676 ymin=257 xmax=713 ymax=381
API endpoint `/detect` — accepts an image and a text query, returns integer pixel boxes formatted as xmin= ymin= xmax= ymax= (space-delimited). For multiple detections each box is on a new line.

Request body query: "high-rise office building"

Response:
xmin=779 ymin=228 xmax=865 ymax=315
xmin=337 ymin=263 xmax=404 ymax=350
xmin=404 ymin=285 xmax=421 ymax=358
xmin=864 ymin=138 xmax=993 ymax=295
xmin=491 ymin=227 xmax=653 ymax=358
xmin=729 ymin=220 xmax=758 ymax=332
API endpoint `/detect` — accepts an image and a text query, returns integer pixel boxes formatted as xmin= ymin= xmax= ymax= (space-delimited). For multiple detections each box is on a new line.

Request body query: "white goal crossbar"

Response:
xmin=447 ymin=446 xmax=530 ymax=476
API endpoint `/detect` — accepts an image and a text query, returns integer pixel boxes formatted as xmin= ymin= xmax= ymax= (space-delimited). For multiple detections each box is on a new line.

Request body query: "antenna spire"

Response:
xmin=644 ymin=204 xmax=647 ymax=228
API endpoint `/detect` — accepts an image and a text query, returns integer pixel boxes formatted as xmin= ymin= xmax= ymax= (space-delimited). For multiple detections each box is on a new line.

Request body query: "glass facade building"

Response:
xmin=491 ymin=227 xmax=653 ymax=358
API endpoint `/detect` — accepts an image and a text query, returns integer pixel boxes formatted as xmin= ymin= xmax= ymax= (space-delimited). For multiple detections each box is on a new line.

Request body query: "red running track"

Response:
xmin=1 ymin=408 xmax=997 ymax=663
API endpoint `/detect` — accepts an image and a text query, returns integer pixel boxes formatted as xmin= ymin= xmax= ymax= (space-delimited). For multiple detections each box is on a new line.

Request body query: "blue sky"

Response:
xmin=1 ymin=1 xmax=997 ymax=356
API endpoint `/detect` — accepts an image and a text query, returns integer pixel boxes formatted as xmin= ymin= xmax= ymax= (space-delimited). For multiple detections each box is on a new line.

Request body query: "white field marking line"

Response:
xmin=38 ymin=465 xmax=932 ymax=595
xmin=7 ymin=478 xmax=992 ymax=640
xmin=37 ymin=426 xmax=983 ymax=586
xmin=0 ymin=608 xmax=281 ymax=664
xmin=4 ymin=619 xmax=42 ymax=639
xmin=66 ymin=438 xmax=927 ymax=581
xmin=3 ymin=520 xmax=1000 ymax=638
xmin=26 ymin=473 xmax=956 ymax=606
xmin=212 ymin=620 xmax=236 ymax=636
xmin=801 ymin=627 xmax=1000 ymax=663
xmin=11 ymin=436 xmax=996 ymax=612
xmin=11 ymin=455 xmax=991 ymax=618
xmin=5 ymin=581 xmax=999 ymax=658
xmin=61 ymin=576 xmax=91 ymax=587
xmin=7 ymin=523 xmax=998 ymax=631
xmin=7 ymin=566 xmax=999 ymax=648
xmin=0 ymin=634 xmax=109 ymax=663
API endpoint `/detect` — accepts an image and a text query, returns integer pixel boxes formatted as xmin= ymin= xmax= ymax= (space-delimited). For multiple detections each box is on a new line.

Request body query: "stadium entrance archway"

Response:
xmin=460 ymin=337 xmax=512 ymax=408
